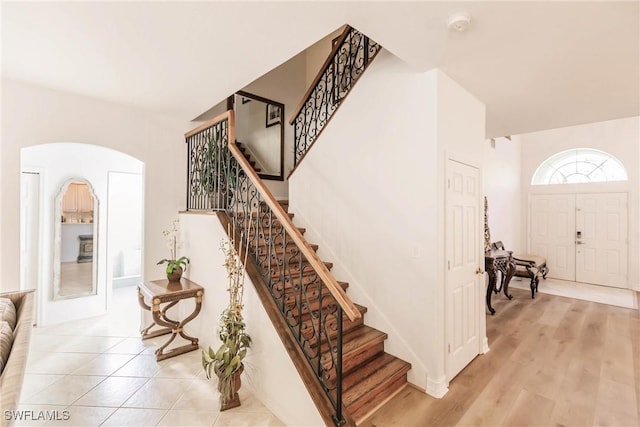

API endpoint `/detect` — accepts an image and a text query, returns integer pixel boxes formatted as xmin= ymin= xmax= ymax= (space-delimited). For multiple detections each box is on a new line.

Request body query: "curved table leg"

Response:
xmin=176 ymin=292 xmax=203 ymax=345
xmin=486 ymin=267 xmax=497 ymax=315
xmin=502 ymin=260 xmax=515 ymax=300
xmin=153 ymin=291 xmax=203 ymax=361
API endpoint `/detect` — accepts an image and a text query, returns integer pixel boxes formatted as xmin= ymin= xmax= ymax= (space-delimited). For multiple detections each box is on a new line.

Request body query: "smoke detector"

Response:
xmin=448 ymin=12 xmax=471 ymax=32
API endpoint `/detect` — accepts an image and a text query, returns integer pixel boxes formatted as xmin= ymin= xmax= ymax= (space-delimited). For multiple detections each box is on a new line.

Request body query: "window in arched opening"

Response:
xmin=531 ymin=148 xmax=628 ymax=185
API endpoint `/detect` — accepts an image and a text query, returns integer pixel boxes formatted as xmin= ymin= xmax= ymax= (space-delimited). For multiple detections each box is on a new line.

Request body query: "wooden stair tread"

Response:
xmin=250 ymin=226 xmax=306 ymax=237
xmin=285 ymin=289 xmax=357 ymax=319
xmin=343 ymin=352 xmax=411 ymax=422
xmin=254 ymin=242 xmax=318 ymax=255
xmin=343 ymin=352 xmax=411 ymax=399
xmin=284 ymin=280 xmax=353 ymax=303
xmin=298 ymin=304 xmax=368 ymax=345
xmin=320 ymin=325 xmax=386 ymax=361
xmin=260 ymin=199 xmax=289 ymax=212
xmin=268 ymin=261 xmax=333 ymax=279
xmin=348 ymin=373 xmax=410 ymax=423
xmin=248 ymin=211 xmax=295 ymax=220
xmin=307 ymin=302 xmax=366 ymax=322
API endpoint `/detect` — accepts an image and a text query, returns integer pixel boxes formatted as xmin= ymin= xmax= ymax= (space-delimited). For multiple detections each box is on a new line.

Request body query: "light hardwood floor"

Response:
xmin=361 ymin=287 xmax=640 ymax=427
xmin=59 ymin=261 xmax=93 ymax=296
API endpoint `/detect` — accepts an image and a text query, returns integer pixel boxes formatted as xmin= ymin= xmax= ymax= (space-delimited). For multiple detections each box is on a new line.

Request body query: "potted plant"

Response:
xmin=157 ymin=218 xmax=190 ymax=282
xmin=202 ymin=226 xmax=252 ymax=410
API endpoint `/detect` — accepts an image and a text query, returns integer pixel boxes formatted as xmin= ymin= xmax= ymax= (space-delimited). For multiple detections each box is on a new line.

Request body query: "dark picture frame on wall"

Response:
xmin=265 ymin=104 xmax=281 ymax=127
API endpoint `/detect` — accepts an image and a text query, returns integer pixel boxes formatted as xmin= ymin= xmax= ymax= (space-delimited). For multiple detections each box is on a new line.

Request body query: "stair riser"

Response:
xmin=283 ymin=293 xmax=337 ymax=316
xmin=253 ymin=237 xmax=306 ymax=250
xmin=322 ymin=341 xmax=385 ymax=384
xmin=350 ymin=372 xmax=409 ymax=423
xmin=259 ymin=257 xmax=304 ymax=269
xmin=267 ymin=262 xmax=333 ymax=280
xmin=267 ymin=280 xmax=348 ymax=298
xmin=249 ymin=227 xmax=305 ymax=239
xmin=343 ymin=341 xmax=385 ymax=376
xmin=299 ymin=317 xmax=365 ymax=347
xmin=249 ymin=227 xmax=307 ymax=242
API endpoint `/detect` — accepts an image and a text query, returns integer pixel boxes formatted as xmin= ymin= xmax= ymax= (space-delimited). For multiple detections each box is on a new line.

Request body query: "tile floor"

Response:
xmin=509 ymin=276 xmax=638 ymax=309
xmin=16 ymin=286 xmax=283 ymax=427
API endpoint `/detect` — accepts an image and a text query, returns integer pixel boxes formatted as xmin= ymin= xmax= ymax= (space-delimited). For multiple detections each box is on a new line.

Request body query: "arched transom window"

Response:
xmin=531 ymin=148 xmax=628 ymax=185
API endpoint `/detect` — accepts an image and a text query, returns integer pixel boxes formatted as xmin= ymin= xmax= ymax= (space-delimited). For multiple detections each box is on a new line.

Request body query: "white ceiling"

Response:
xmin=2 ymin=1 xmax=638 ymax=138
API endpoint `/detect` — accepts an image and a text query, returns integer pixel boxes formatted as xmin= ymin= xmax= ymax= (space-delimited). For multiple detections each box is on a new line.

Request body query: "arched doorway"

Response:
xmin=21 ymin=143 xmax=144 ymax=326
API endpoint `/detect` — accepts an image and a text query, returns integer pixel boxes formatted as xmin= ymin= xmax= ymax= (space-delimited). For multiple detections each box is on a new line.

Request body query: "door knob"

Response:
xmin=475 ymin=267 xmax=484 ymax=275
xmin=576 ymin=241 xmax=584 ymax=245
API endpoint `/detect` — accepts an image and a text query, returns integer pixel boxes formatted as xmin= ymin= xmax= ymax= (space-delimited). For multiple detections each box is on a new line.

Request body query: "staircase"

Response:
xmin=185 ymin=23 xmax=398 ymax=425
xmin=250 ymin=199 xmax=411 ymax=424
xmin=236 ymin=141 xmax=262 ymax=173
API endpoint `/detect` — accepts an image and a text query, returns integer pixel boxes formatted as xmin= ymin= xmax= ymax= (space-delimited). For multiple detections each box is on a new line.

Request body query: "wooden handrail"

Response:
xmin=184 ymin=110 xmax=233 ymax=139
xmin=225 ymin=111 xmax=361 ymax=322
xmin=289 ymin=25 xmax=351 ymax=125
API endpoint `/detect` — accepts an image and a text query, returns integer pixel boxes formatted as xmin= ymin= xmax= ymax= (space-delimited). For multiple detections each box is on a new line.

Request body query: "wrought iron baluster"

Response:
xmin=291 ymin=27 xmax=381 ymax=172
xmin=186 ymin=137 xmax=191 ymax=210
xmin=334 ymin=305 xmax=343 ymax=426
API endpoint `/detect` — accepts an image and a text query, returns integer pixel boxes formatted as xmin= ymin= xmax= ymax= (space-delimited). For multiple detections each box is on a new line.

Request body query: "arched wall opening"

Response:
xmin=21 ymin=142 xmax=144 ymax=326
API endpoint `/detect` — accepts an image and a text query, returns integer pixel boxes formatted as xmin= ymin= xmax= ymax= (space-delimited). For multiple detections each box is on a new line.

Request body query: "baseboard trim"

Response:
xmin=481 ymin=336 xmax=490 ymax=354
xmin=426 ymin=374 xmax=449 ymax=399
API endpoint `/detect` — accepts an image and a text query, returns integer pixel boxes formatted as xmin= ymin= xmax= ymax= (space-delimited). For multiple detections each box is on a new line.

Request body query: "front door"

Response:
xmin=529 ymin=193 xmax=628 ymax=288
xmin=575 ymin=193 xmax=628 ymax=287
xmin=529 ymin=194 xmax=576 ymax=281
xmin=446 ymin=159 xmax=482 ymax=381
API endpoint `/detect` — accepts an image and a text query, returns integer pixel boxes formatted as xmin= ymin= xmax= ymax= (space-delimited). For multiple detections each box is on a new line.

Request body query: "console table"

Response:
xmin=484 ymin=250 xmax=515 ymax=315
xmin=137 ymin=278 xmax=204 ymax=361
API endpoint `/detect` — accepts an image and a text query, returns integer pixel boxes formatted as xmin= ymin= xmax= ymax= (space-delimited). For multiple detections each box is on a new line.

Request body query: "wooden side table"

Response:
xmin=137 ymin=278 xmax=204 ymax=361
xmin=484 ymin=250 xmax=515 ymax=315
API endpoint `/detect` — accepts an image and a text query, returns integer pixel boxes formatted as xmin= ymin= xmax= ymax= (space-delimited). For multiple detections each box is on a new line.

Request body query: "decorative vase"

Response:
xmin=217 ymin=364 xmax=243 ymax=411
xmin=167 ymin=267 xmax=183 ymax=283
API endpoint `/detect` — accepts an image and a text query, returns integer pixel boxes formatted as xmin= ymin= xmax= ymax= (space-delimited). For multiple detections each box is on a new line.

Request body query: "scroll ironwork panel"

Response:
xmin=292 ymin=26 xmax=381 ymax=167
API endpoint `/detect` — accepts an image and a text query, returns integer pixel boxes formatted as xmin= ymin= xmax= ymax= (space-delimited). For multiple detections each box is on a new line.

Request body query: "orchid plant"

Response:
xmin=157 ymin=218 xmax=190 ymax=275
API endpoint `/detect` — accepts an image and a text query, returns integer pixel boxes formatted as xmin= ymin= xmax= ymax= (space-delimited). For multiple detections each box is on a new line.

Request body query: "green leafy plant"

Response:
xmin=202 ymin=225 xmax=252 ymax=409
xmin=157 ymin=218 xmax=190 ymax=274
xmin=157 ymin=256 xmax=189 ymax=275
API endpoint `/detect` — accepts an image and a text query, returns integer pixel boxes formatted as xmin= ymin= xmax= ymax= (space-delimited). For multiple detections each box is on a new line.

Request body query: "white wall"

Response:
xmin=1 ymin=79 xmax=190 ymax=294
xmin=483 ymin=137 xmax=522 ymax=252
xmin=518 ymin=116 xmax=640 ymax=290
xmin=304 ymin=26 xmax=345 ymax=87
xmin=178 ymin=212 xmax=324 ymax=427
xmin=288 ymin=50 xmax=486 ymax=396
xmin=435 ymin=70 xmax=486 ymax=393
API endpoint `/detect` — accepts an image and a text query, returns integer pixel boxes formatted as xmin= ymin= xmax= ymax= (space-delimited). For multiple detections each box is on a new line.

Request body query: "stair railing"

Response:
xmin=185 ymin=115 xmax=232 ymax=210
xmin=185 ymin=110 xmax=361 ymax=426
xmin=289 ymin=25 xmax=381 ymax=171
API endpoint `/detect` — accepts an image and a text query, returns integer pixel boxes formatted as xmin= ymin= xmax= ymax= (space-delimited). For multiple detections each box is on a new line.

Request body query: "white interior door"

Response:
xmin=446 ymin=159 xmax=482 ymax=381
xmin=20 ymin=172 xmax=41 ymax=292
xmin=529 ymin=194 xmax=576 ymax=281
xmin=575 ymin=193 xmax=628 ymax=287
